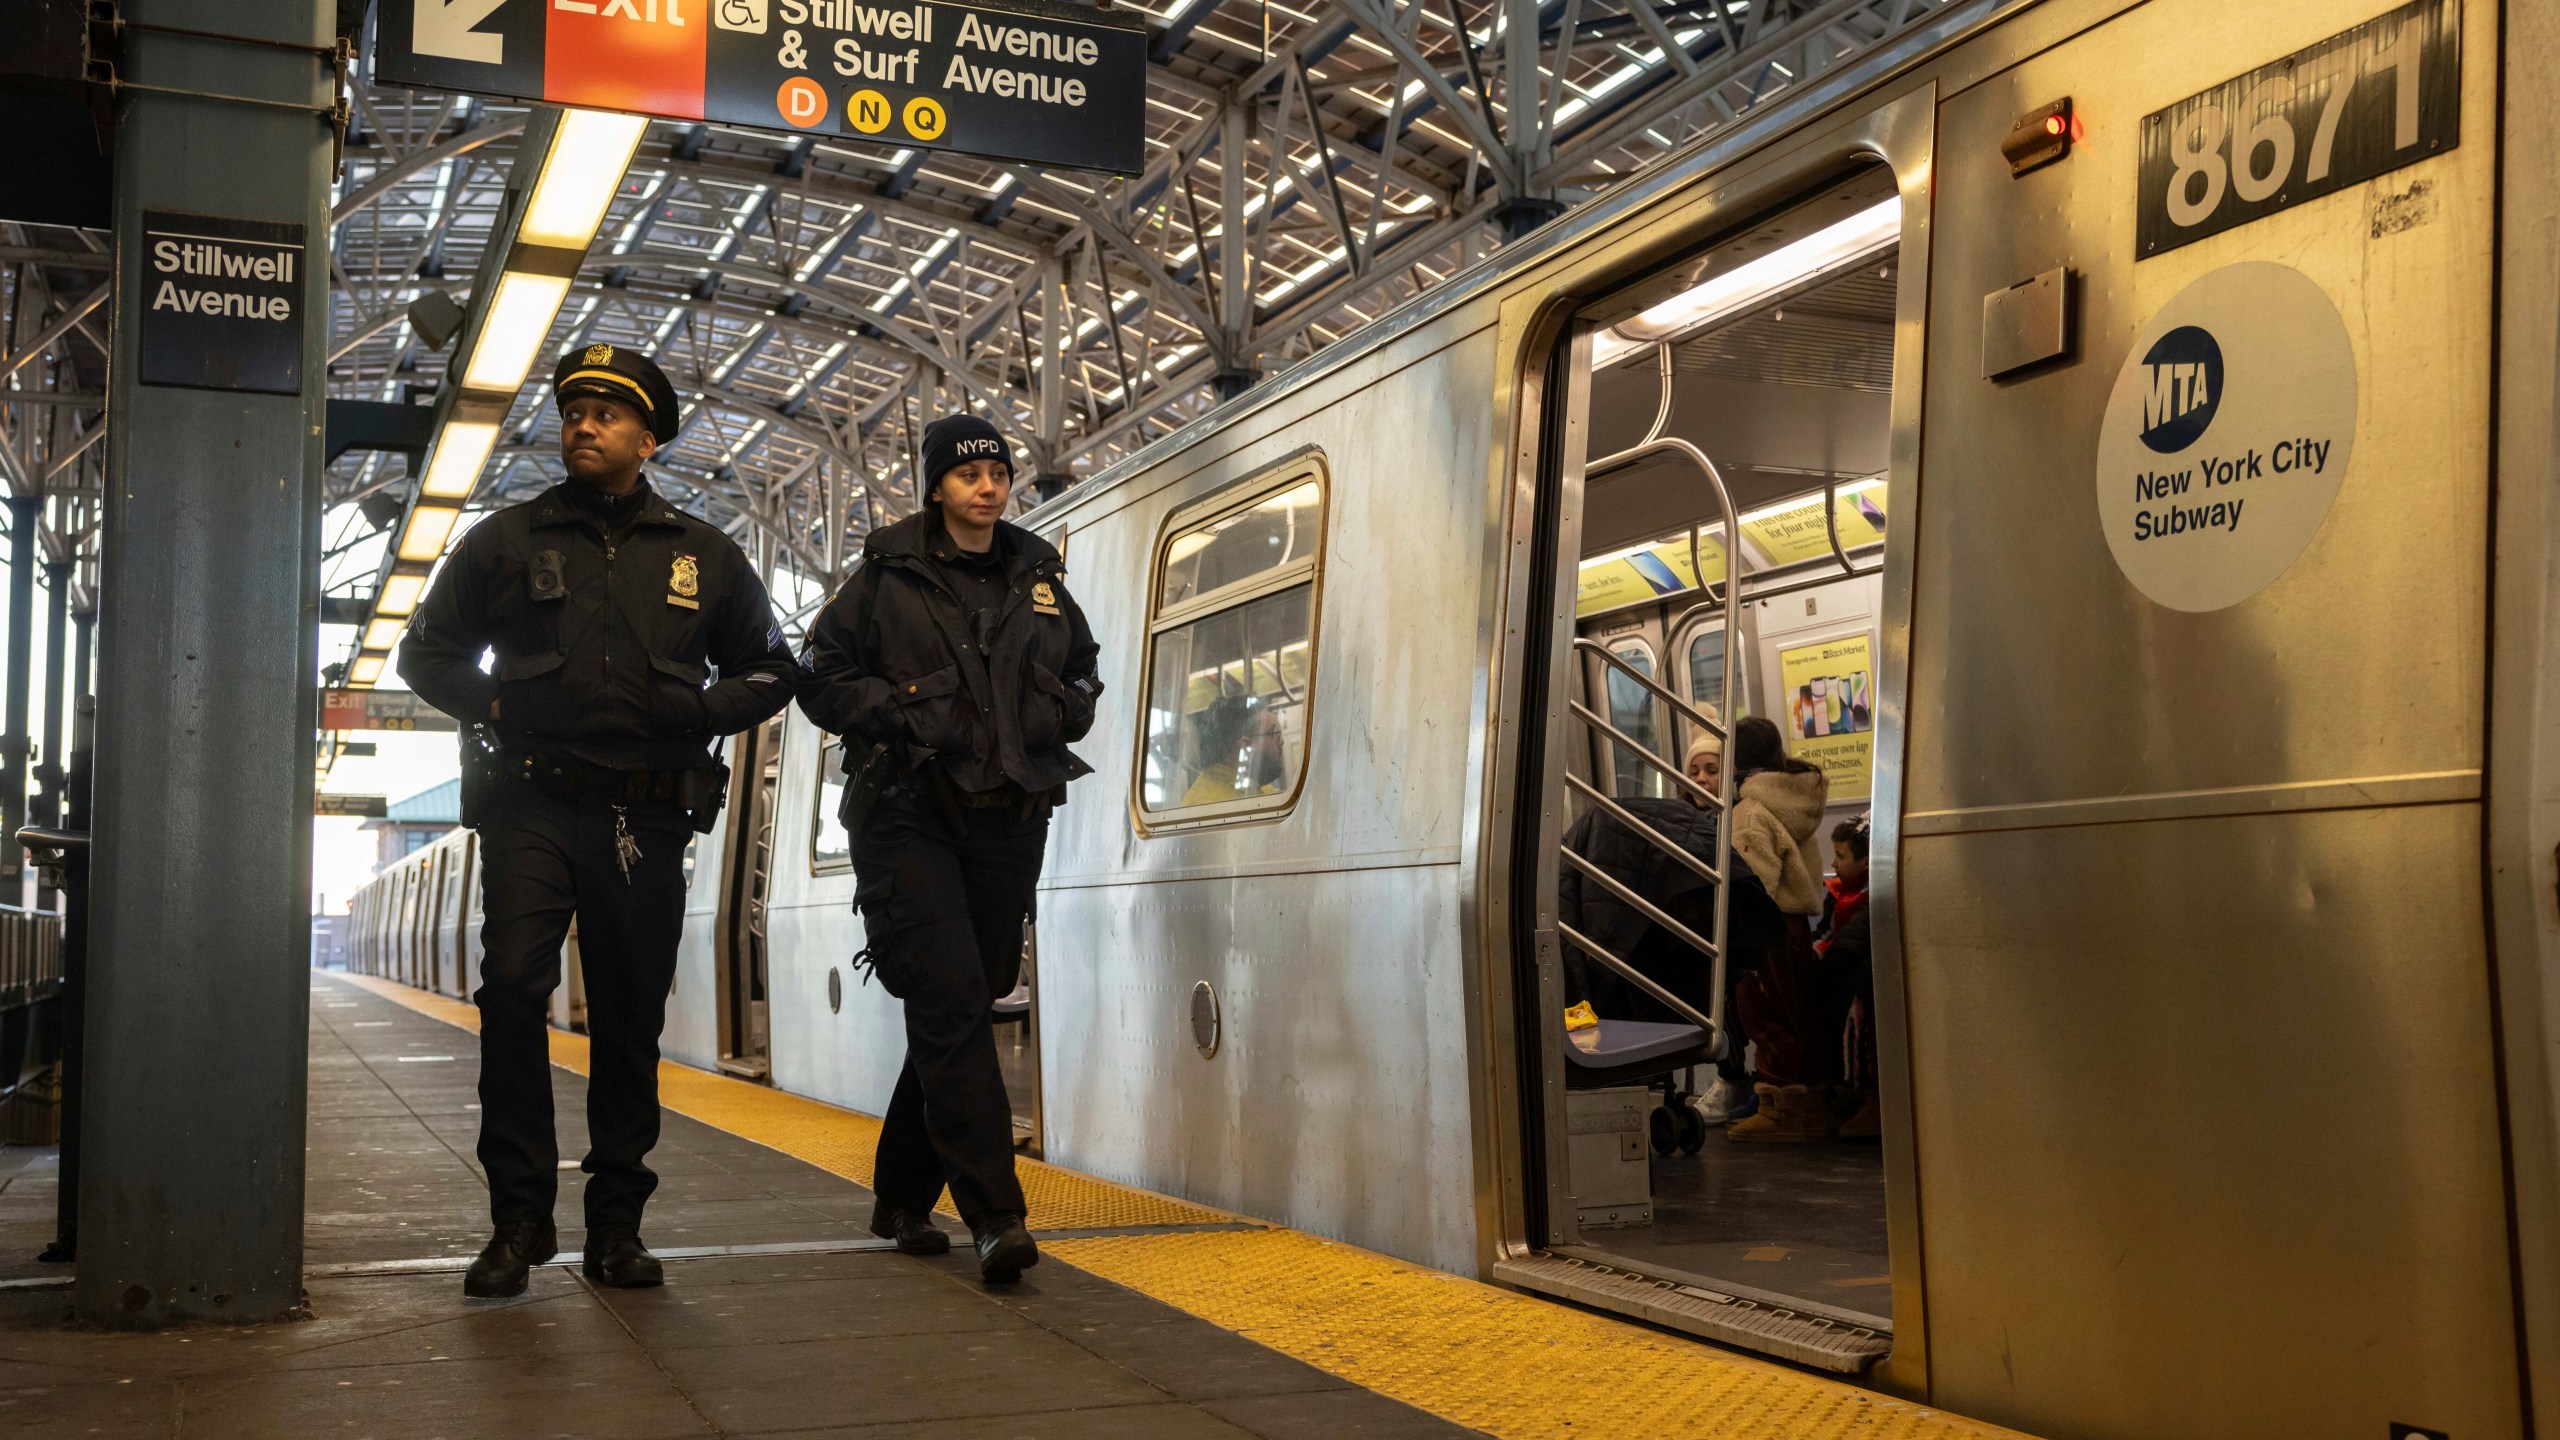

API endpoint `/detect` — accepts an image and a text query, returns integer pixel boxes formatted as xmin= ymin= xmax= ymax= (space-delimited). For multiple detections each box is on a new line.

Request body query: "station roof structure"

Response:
xmin=0 ymin=0 xmax=1964 ymax=642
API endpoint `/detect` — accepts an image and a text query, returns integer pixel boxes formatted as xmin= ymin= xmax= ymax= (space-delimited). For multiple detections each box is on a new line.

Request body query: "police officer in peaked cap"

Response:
xmin=401 ymin=343 xmax=800 ymax=1299
xmin=800 ymin=413 xmax=1101 ymax=1283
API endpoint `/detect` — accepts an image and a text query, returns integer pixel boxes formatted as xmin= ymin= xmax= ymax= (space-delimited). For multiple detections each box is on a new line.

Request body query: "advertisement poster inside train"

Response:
xmin=1738 ymin=479 xmax=1887 ymax=569
xmin=1779 ymin=632 xmax=1874 ymax=801
xmin=1575 ymin=528 xmax=1729 ymax=617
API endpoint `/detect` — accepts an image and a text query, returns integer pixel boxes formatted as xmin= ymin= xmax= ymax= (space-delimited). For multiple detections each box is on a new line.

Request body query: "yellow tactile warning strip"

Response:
xmin=333 ymin=972 xmax=1229 ymax=1230
xmin=333 ymin=973 xmax=2038 ymax=1440
xmin=1048 ymin=1229 xmax=2029 ymax=1440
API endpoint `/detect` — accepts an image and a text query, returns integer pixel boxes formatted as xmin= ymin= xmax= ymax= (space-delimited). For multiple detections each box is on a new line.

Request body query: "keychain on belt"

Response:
xmin=612 ymin=805 xmax=642 ymax=883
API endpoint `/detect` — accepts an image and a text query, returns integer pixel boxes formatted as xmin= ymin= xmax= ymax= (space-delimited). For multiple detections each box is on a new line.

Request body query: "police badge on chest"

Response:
xmin=1031 ymin=580 xmax=1060 ymax=616
xmin=668 ymin=553 xmax=700 ymax=610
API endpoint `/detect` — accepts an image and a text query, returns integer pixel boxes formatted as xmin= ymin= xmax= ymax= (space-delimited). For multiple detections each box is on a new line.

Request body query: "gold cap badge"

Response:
xmin=584 ymin=343 xmax=615 ymax=366
xmin=670 ymin=554 xmax=700 ymax=598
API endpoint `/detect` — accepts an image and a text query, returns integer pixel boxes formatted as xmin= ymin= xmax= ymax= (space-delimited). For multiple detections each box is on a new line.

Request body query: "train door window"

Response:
xmin=1684 ymin=625 xmax=1727 ymax=721
xmin=1603 ymin=639 xmax=1664 ymax=799
xmin=811 ymin=734 xmax=852 ymax=872
xmin=1522 ymin=165 xmax=1905 ymax=1357
xmin=1136 ymin=453 xmax=1327 ymax=828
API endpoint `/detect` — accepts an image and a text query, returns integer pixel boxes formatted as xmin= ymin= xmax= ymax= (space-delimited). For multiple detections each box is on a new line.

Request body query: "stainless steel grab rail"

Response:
xmin=1558 ymin=435 xmax=1740 ymax=1060
xmin=1558 ymin=921 xmax=1719 ymax=1035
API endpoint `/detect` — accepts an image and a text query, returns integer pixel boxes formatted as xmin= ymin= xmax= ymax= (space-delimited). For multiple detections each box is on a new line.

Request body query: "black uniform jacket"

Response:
xmin=798 ymin=511 xmax=1101 ymax=798
xmin=399 ymin=481 xmax=799 ymax=771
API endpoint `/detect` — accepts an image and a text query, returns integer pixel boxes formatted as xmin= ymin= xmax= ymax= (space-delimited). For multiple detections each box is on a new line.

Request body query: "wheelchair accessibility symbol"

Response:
xmin=717 ymin=0 xmax=768 ymax=33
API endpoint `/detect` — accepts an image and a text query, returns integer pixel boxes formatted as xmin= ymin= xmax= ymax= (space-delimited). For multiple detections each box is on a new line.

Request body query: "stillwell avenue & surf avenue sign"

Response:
xmin=378 ymin=0 xmax=1146 ymax=174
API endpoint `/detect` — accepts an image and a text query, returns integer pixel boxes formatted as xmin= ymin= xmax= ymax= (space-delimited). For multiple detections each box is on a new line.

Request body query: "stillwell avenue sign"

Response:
xmin=378 ymin=0 xmax=1146 ymax=174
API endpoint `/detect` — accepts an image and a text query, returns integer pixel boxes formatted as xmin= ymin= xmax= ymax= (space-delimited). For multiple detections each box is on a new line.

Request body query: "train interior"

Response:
xmin=1538 ymin=168 xmax=1899 ymax=1332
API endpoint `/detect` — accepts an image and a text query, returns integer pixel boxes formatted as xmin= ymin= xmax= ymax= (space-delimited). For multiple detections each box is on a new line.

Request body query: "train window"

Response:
xmin=1684 ymin=627 xmax=1727 ymax=720
xmin=1604 ymin=640 xmax=1665 ymax=800
xmin=812 ymin=734 xmax=852 ymax=872
xmin=1138 ymin=453 xmax=1328 ymax=826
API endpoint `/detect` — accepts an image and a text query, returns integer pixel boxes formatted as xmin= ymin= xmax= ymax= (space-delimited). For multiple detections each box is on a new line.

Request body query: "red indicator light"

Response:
xmin=2001 ymin=96 xmax=2074 ymax=177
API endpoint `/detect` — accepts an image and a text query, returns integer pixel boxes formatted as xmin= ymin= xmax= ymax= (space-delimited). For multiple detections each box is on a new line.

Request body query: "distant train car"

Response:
xmin=346 ymin=1 xmax=2560 ymax=1435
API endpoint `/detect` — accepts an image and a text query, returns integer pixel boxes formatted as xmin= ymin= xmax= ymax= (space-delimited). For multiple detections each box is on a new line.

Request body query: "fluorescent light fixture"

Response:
xmin=418 ymin=419 xmax=499 ymax=500
xmin=374 ymin=572 xmax=429 ymax=616
xmin=363 ymin=617 xmax=408 ymax=650
xmin=461 ymin=271 xmax=572 ymax=393
xmin=518 ymin=109 xmax=648 ymax=248
xmin=397 ymin=504 xmax=463 ymax=563
xmin=349 ymin=654 xmax=387 ymax=686
xmin=1594 ymin=197 xmax=1900 ymax=368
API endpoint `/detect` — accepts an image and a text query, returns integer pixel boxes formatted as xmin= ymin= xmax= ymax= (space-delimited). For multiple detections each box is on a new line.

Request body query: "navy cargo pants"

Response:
xmin=473 ymin=783 xmax=693 ymax=1233
xmin=851 ymin=791 xmax=1048 ymax=1226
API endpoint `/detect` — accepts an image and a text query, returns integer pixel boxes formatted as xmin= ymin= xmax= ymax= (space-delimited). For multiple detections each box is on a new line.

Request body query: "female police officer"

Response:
xmin=799 ymin=414 xmax=1101 ymax=1283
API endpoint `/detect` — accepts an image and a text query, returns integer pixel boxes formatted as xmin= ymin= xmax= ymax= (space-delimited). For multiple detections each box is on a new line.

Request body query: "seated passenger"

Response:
xmin=1557 ymin=748 xmax=1721 ymax=1026
xmin=1820 ymin=816 xmax=1879 ymax=1140
xmin=1181 ymin=695 xmax=1286 ymax=806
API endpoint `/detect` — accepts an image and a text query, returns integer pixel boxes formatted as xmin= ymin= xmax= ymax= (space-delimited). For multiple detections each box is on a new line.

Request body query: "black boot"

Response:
xmin=869 ymin=1203 xmax=951 ymax=1256
xmin=582 ymin=1227 xmax=665 ymax=1288
xmin=970 ymin=1213 xmax=1038 ymax=1284
xmin=463 ymin=1217 xmax=558 ymax=1299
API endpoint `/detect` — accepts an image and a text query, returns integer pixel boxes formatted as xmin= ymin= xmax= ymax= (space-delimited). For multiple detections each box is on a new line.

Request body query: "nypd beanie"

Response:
xmin=919 ymin=414 xmax=1013 ymax=494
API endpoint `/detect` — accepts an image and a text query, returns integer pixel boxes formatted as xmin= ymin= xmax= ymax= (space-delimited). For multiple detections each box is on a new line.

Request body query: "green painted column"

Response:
xmin=82 ymin=0 xmax=330 ymax=1326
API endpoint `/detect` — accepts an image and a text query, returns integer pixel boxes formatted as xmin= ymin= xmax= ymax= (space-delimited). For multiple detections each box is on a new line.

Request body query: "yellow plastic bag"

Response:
xmin=1562 ymin=1000 xmax=1599 ymax=1032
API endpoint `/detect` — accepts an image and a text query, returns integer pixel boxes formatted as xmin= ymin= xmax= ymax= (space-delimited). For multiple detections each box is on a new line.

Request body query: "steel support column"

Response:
xmin=1213 ymin=102 xmax=1261 ymax=399
xmin=34 ymin=560 xmax=70 ymax=900
xmin=83 ymin=0 xmax=330 ymax=1327
xmin=1 ymin=495 xmax=34 ymax=898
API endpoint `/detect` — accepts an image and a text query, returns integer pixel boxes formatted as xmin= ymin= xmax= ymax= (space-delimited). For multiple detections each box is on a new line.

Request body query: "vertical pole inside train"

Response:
xmin=81 ymin=0 xmax=330 ymax=1326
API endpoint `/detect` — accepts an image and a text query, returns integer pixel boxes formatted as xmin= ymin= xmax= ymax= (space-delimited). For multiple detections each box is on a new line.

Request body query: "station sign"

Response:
xmin=315 ymin=794 xmax=392 ymax=818
xmin=322 ymin=689 xmax=460 ymax=732
xmin=2137 ymin=0 xmax=2459 ymax=258
xmin=138 ymin=212 xmax=306 ymax=395
xmin=378 ymin=0 xmax=1146 ymax=174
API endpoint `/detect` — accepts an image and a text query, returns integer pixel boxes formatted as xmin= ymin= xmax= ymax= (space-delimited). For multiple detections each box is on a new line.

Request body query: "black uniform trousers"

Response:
xmin=852 ymin=792 xmax=1048 ymax=1226
xmin=473 ymin=782 xmax=694 ymax=1233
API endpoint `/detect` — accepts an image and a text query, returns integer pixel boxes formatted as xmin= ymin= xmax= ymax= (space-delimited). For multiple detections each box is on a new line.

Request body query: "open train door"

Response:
xmin=713 ymin=715 xmax=784 ymax=1080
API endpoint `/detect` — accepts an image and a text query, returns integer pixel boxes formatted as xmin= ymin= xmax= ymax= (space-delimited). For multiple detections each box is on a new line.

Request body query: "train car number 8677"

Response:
xmin=2135 ymin=0 xmax=2460 ymax=259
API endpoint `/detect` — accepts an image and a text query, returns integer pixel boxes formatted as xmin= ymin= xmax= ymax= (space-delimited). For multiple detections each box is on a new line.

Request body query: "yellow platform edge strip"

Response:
xmin=329 ymin=971 xmax=1226 ymax=1231
xmin=329 ymin=972 xmax=2038 ymax=1440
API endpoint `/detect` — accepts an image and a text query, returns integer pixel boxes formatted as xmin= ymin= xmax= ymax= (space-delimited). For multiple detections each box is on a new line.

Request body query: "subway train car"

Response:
xmin=345 ymin=0 xmax=2560 ymax=1435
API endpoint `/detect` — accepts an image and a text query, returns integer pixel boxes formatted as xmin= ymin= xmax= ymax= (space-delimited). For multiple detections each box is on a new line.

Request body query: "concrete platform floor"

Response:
xmin=0 ymin=974 xmax=1479 ymax=1440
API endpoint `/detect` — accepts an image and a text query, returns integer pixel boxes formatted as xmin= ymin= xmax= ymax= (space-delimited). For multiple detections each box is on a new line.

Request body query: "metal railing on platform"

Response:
xmin=14 ymin=829 xmax=86 ymax=1263
xmin=0 ymin=904 xmax=65 ymax=1013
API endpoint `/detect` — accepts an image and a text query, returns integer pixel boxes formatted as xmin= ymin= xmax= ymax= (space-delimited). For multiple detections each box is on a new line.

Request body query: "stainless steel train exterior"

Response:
xmin=342 ymin=0 xmax=2560 ymax=1434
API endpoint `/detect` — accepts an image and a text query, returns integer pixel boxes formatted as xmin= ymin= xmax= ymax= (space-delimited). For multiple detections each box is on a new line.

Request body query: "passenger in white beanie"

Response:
xmin=1683 ymin=727 xmax=1723 ymax=808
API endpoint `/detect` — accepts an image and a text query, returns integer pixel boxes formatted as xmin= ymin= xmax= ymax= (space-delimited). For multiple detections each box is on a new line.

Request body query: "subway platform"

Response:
xmin=0 ymin=975 xmax=2030 ymax=1439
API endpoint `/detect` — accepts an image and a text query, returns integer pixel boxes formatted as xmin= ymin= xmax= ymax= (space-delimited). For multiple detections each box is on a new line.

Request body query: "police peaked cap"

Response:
xmin=553 ymin=343 xmax=683 ymax=445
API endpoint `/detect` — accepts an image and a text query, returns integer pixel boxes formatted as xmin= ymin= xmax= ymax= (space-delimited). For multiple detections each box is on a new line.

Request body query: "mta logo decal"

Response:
xmin=2139 ymin=325 xmax=2223 ymax=453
